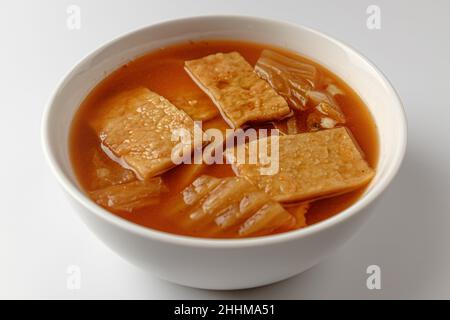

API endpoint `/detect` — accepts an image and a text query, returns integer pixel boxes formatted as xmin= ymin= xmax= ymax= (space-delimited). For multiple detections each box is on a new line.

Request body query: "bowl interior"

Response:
xmin=43 ymin=16 xmax=406 ymax=241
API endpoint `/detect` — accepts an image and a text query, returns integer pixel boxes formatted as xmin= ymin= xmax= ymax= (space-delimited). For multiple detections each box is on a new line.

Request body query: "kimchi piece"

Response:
xmin=285 ymin=202 xmax=310 ymax=228
xmin=169 ymin=91 xmax=219 ymax=121
xmin=305 ymin=90 xmax=346 ymax=131
xmin=255 ymin=50 xmax=346 ymax=132
xmin=171 ymin=176 xmax=296 ymax=237
xmin=272 ymin=115 xmax=300 ymax=135
xmin=90 ymin=150 xmax=136 ymax=190
xmin=255 ymin=49 xmax=321 ymax=111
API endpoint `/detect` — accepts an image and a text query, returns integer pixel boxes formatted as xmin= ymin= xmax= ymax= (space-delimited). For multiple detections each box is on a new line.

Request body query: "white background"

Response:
xmin=1 ymin=0 xmax=449 ymax=299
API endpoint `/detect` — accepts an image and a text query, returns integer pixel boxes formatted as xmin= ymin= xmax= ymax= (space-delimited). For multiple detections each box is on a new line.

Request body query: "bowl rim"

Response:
xmin=41 ymin=14 xmax=407 ymax=248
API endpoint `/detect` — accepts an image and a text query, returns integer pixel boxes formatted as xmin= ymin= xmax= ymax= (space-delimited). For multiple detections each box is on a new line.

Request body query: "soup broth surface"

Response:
xmin=70 ymin=40 xmax=378 ymax=238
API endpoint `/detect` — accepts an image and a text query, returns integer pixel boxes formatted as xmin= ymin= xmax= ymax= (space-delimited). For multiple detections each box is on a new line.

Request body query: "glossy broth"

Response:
xmin=70 ymin=40 xmax=379 ymax=238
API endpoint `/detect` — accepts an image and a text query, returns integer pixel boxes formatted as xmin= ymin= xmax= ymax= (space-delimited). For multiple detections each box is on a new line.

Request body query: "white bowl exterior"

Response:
xmin=69 ymin=195 xmax=379 ymax=289
xmin=43 ymin=16 xmax=406 ymax=289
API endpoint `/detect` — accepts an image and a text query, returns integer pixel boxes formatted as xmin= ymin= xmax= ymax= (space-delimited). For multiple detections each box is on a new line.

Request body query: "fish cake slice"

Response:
xmin=169 ymin=91 xmax=219 ymax=121
xmin=185 ymin=52 xmax=291 ymax=128
xmin=232 ymin=127 xmax=375 ymax=202
xmin=92 ymin=87 xmax=202 ymax=180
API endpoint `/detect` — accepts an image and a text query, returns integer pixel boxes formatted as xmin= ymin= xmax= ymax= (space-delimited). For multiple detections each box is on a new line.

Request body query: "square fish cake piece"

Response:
xmin=92 ymin=87 xmax=201 ymax=180
xmin=169 ymin=91 xmax=219 ymax=121
xmin=185 ymin=52 xmax=291 ymax=128
xmin=233 ymin=127 xmax=375 ymax=202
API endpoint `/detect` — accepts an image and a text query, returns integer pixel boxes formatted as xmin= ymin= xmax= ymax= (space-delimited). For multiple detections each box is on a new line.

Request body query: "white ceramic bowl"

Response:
xmin=42 ymin=16 xmax=407 ymax=290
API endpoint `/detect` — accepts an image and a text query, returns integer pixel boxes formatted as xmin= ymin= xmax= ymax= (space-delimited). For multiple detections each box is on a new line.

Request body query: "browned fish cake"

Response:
xmin=91 ymin=87 xmax=202 ymax=180
xmin=232 ymin=127 xmax=375 ymax=202
xmin=185 ymin=52 xmax=291 ymax=128
xmin=169 ymin=91 xmax=219 ymax=121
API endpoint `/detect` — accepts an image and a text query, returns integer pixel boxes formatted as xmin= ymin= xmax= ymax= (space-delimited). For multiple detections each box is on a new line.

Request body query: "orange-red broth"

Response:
xmin=70 ymin=40 xmax=378 ymax=238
